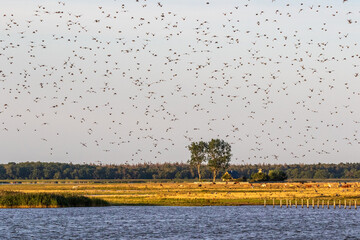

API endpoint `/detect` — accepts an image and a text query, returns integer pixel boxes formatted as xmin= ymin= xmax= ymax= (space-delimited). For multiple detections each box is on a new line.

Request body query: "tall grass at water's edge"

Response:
xmin=0 ymin=191 xmax=109 ymax=208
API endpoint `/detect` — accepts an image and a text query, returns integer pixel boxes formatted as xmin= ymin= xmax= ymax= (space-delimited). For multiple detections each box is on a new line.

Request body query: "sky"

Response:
xmin=0 ymin=0 xmax=360 ymax=165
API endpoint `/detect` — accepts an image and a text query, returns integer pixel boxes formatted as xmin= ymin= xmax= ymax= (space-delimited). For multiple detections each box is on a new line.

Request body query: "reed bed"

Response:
xmin=0 ymin=191 xmax=109 ymax=208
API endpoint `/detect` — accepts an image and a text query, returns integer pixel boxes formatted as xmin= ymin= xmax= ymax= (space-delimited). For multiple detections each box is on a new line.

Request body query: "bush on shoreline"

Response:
xmin=249 ymin=169 xmax=287 ymax=182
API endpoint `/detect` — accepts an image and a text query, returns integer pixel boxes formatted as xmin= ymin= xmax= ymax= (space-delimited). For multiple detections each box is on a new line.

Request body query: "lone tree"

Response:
xmin=207 ymin=139 xmax=232 ymax=183
xmin=188 ymin=141 xmax=208 ymax=181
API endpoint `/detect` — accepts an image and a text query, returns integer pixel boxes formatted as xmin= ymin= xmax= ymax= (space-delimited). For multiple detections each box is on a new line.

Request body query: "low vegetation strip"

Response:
xmin=0 ymin=191 xmax=109 ymax=208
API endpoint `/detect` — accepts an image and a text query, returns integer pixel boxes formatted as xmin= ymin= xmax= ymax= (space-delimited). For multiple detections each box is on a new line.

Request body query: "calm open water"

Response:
xmin=0 ymin=206 xmax=359 ymax=239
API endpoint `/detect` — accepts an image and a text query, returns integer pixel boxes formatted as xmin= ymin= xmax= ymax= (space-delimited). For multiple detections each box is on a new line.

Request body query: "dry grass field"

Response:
xmin=1 ymin=181 xmax=360 ymax=206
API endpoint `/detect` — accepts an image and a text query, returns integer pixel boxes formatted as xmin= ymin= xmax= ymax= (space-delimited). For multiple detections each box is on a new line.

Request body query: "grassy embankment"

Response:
xmin=1 ymin=181 xmax=360 ymax=207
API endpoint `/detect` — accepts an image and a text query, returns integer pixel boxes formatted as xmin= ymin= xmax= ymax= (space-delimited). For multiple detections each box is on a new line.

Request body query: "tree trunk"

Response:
xmin=197 ymin=164 xmax=201 ymax=182
xmin=213 ymin=169 xmax=217 ymax=183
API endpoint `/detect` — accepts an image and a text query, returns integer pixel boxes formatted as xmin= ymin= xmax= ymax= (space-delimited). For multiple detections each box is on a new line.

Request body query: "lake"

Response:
xmin=0 ymin=206 xmax=359 ymax=239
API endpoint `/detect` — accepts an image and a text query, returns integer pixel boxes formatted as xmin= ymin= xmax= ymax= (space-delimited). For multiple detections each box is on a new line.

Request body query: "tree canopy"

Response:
xmin=188 ymin=141 xmax=208 ymax=181
xmin=207 ymin=139 xmax=232 ymax=182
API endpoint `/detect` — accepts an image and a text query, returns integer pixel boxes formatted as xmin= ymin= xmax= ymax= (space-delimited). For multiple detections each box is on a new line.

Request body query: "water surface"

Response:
xmin=0 ymin=206 xmax=358 ymax=239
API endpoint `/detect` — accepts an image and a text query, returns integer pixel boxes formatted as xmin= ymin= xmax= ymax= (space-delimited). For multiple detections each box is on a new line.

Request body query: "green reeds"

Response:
xmin=0 ymin=191 xmax=109 ymax=208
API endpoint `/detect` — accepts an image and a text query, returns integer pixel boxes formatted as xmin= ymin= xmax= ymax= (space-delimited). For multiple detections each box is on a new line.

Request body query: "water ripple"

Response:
xmin=0 ymin=206 xmax=359 ymax=239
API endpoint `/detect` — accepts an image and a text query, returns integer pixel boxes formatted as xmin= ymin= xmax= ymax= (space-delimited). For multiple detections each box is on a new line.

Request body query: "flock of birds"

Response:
xmin=0 ymin=0 xmax=360 ymax=164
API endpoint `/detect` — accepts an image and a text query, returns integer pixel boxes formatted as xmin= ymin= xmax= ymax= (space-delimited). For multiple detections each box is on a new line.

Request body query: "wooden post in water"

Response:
xmin=322 ymin=200 xmax=324 ymax=209
xmin=286 ymin=199 xmax=288 ymax=208
xmin=280 ymin=199 xmax=282 ymax=208
xmin=339 ymin=199 xmax=341 ymax=209
xmin=344 ymin=199 xmax=347 ymax=209
xmin=349 ymin=200 xmax=351 ymax=209
xmin=289 ymin=199 xmax=292 ymax=208
xmin=302 ymin=199 xmax=304 ymax=208
xmin=334 ymin=199 xmax=336 ymax=209
xmin=327 ymin=200 xmax=330 ymax=209
xmin=264 ymin=199 xmax=266 ymax=208
xmin=307 ymin=199 xmax=309 ymax=208
xmin=355 ymin=200 xmax=357 ymax=210
xmin=295 ymin=199 xmax=298 ymax=208
xmin=317 ymin=199 xmax=319 ymax=209
xmin=273 ymin=198 xmax=275 ymax=208
xmin=312 ymin=199 xmax=315 ymax=209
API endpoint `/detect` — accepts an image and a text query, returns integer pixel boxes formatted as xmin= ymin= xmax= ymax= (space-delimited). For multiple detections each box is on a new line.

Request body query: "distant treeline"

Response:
xmin=1 ymin=162 xmax=360 ymax=180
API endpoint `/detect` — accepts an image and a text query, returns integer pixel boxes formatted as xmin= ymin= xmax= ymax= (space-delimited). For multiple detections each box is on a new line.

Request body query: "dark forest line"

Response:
xmin=1 ymin=162 xmax=360 ymax=180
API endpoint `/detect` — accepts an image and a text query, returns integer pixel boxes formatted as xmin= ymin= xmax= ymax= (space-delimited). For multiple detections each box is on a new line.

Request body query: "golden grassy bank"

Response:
xmin=1 ymin=181 xmax=360 ymax=206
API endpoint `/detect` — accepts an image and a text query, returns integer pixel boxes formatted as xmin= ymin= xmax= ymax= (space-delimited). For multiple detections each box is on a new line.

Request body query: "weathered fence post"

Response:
xmin=264 ymin=199 xmax=266 ymax=207
xmin=339 ymin=199 xmax=341 ymax=209
xmin=286 ymin=199 xmax=288 ymax=208
xmin=280 ymin=199 xmax=282 ymax=208
xmin=317 ymin=199 xmax=319 ymax=209
xmin=312 ymin=199 xmax=315 ymax=209
xmin=355 ymin=200 xmax=357 ymax=210
xmin=289 ymin=199 xmax=292 ymax=208
xmin=273 ymin=198 xmax=275 ymax=208
xmin=295 ymin=199 xmax=297 ymax=208
xmin=327 ymin=200 xmax=330 ymax=209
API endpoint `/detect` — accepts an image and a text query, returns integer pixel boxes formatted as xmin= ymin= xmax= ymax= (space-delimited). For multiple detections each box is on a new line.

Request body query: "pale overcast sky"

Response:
xmin=0 ymin=0 xmax=360 ymax=165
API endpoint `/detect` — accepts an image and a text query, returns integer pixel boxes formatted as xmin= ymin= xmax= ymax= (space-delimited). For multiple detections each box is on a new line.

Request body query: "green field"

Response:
xmin=1 ymin=181 xmax=360 ymax=207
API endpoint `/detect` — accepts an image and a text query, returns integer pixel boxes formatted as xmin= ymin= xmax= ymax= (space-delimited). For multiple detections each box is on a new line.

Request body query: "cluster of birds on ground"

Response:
xmin=0 ymin=0 xmax=359 ymax=164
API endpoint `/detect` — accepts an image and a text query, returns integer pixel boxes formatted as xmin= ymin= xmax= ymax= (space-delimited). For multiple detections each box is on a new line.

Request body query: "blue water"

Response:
xmin=0 ymin=206 xmax=359 ymax=239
